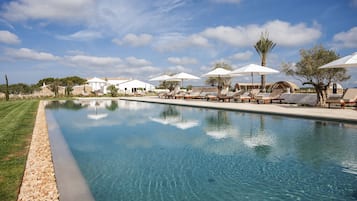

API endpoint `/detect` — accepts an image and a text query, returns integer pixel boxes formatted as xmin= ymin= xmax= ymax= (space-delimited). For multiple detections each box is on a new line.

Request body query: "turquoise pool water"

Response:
xmin=46 ymin=100 xmax=357 ymax=201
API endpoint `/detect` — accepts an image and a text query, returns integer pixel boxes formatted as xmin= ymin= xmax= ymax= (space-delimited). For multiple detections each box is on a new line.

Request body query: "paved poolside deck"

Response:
xmin=120 ymin=96 xmax=357 ymax=124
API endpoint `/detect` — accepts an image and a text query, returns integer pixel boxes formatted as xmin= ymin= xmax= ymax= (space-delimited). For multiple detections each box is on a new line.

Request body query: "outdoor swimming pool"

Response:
xmin=46 ymin=100 xmax=357 ymax=201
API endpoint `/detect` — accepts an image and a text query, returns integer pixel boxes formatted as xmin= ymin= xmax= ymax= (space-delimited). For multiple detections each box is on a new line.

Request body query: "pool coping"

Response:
xmin=17 ymin=101 xmax=59 ymax=201
xmin=118 ymin=96 xmax=357 ymax=124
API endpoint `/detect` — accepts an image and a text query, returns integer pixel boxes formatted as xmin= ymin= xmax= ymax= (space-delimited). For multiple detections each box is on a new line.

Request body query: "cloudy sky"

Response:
xmin=0 ymin=0 xmax=356 ymax=86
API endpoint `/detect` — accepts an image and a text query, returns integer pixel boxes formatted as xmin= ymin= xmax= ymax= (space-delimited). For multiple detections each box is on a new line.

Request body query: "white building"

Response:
xmin=87 ymin=77 xmax=155 ymax=95
xmin=87 ymin=77 xmax=107 ymax=94
xmin=117 ymin=79 xmax=155 ymax=94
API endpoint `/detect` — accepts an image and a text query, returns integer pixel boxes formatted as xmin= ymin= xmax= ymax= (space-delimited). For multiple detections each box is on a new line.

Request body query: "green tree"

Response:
xmin=282 ymin=45 xmax=350 ymax=106
xmin=205 ymin=62 xmax=233 ymax=89
xmin=254 ymin=32 xmax=276 ymax=92
xmin=63 ymin=80 xmax=73 ymax=96
xmin=36 ymin=77 xmax=55 ymax=87
xmin=50 ymin=79 xmax=61 ymax=97
xmin=107 ymin=85 xmax=118 ymax=97
xmin=5 ymin=74 xmax=9 ymax=101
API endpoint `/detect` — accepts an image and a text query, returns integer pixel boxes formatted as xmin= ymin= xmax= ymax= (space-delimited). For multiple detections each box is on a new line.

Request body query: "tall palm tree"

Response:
xmin=254 ymin=32 xmax=276 ymax=92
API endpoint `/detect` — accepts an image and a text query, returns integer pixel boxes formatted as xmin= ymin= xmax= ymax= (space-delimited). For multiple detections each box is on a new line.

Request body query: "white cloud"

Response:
xmin=125 ymin=56 xmax=151 ymax=66
xmin=5 ymin=48 xmax=59 ymax=61
xmin=119 ymin=65 xmax=161 ymax=76
xmin=65 ymin=54 xmax=122 ymax=68
xmin=154 ymin=32 xmax=210 ymax=52
xmin=187 ymin=34 xmax=210 ymax=47
xmin=167 ymin=57 xmax=198 ymax=65
xmin=332 ymin=27 xmax=357 ymax=48
xmin=230 ymin=51 xmax=253 ymax=60
xmin=201 ymin=20 xmax=321 ymax=47
xmin=167 ymin=65 xmax=191 ymax=72
xmin=0 ymin=30 xmax=21 ymax=44
xmin=1 ymin=0 xmax=95 ymax=22
xmin=113 ymin=33 xmax=153 ymax=47
xmin=58 ymin=30 xmax=103 ymax=41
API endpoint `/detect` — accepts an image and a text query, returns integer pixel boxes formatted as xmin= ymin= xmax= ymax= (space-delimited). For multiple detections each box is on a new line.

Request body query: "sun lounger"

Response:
xmin=174 ymin=91 xmax=186 ymax=99
xmin=326 ymin=88 xmax=357 ymax=108
xmin=233 ymin=89 xmax=260 ymax=102
xmin=186 ymin=87 xmax=218 ymax=100
xmin=206 ymin=88 xmax=230 ymax=102
xmin=217 ymin=91 xmax=243 ymax=102
xmin=184 ymin=89 xmax=202 ymax=99
xmin=256 ymin=89 xmax=284 ymax=104
xmin=280 ymin=93 xmax=317 ymax=106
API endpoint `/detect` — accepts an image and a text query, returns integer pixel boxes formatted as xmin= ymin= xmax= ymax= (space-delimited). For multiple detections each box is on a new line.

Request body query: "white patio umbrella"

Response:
xmin=319 ymin=52 xmax=357 ymax=69
xmin=202 ymin=68 xmax=233 ymax=92
xmin=167 ymin=72 xmax=200 ymax=87
xmin=201 ymin=67 xmax=232 ymax=78
xmin=149 ymin=74 xmax=172 ymax=81
xmin=230 ymin=64 xmax=279 ymax=86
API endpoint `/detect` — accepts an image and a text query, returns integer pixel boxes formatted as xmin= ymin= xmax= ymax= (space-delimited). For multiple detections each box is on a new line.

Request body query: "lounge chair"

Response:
xmin=207 ymin=88 xmax=229 ymax=101
xmin=256 ymin=88 xmax=284 ymax=104
xmin=217 ymin=90 xmax=244 ymax=102
xmin=326 ymin=88 xmax=357 ymax=108
xmin=233 ymin=89 xmax=260 ymax=102
xmin=184 ymin=87 xmax=202 ymax=99
xmin=174 ymin=91 xmax=186 ymax=99
xmin=165 ymin=86 xmax=180 ymax=99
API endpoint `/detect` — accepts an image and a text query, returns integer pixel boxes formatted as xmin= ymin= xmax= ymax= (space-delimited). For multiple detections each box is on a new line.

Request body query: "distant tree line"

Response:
xmin=1 ymin=76 xmax=87 ymax=96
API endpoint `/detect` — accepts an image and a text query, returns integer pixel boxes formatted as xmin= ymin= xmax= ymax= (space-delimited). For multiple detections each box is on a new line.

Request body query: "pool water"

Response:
xmin=46 ymin=100 xmax=357 ymax=201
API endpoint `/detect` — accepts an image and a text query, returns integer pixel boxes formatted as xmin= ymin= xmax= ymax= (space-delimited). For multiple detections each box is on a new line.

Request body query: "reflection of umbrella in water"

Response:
xmin=87 ymin=105 xmax=108 ymax=120
xmin=150 ymin=117 xmax=199 ymax=130
xmin=205 ymin=128 xmax=237 ymax=140
xmin=243 ymin=116 xmax=274 ymax=158
xmin=150 ymin=105 xmax=199 ymax=130
xmin=174 ymin=120 xmax=199 ymax=130
xmin=204 ymin=111 xmax=237 ymax=139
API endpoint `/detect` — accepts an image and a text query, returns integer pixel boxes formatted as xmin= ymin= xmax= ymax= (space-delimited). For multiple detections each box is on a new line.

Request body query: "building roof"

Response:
xmin=87 ymin=77 xmax=106 ymax=83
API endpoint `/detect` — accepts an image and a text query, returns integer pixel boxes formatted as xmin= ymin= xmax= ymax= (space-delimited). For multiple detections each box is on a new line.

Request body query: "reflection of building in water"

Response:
xmin=79 ymin=100 xmax=113 ymax=109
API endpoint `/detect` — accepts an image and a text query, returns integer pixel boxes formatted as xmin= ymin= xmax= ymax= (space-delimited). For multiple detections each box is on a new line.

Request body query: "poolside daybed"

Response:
xmin=256 ymin=89 xmax=284 ymax=104
xmin=326 ymin=88 xmax=357 ymax=108
xmin=233 ymin=89 xmax=260 ymax=102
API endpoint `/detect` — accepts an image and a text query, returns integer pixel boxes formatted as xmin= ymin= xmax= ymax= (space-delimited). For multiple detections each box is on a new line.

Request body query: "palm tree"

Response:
xmin=254 ymin=32 xmax=276 ymax=92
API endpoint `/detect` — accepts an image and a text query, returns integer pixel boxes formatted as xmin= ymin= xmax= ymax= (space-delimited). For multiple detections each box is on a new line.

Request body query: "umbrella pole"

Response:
xmin=251 ymin=72 xmax=253 ymax=89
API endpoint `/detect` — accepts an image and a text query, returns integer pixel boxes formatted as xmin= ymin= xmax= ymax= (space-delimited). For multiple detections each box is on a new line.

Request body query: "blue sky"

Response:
xmin=0 ymin=0 xmax=356 ymax=87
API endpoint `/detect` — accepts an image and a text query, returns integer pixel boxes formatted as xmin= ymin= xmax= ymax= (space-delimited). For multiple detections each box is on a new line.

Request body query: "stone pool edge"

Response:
xmin=17 ymin=101 xmax=59 ymax=201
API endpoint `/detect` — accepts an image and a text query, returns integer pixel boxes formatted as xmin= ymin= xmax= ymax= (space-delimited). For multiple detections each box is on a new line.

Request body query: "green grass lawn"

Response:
xmin=0 ymin=100 xmax=39 ymax=201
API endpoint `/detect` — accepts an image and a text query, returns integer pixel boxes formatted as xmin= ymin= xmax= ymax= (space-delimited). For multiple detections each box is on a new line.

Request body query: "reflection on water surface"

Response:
xmin=46 ymin=100 xmax=357 ymax=201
